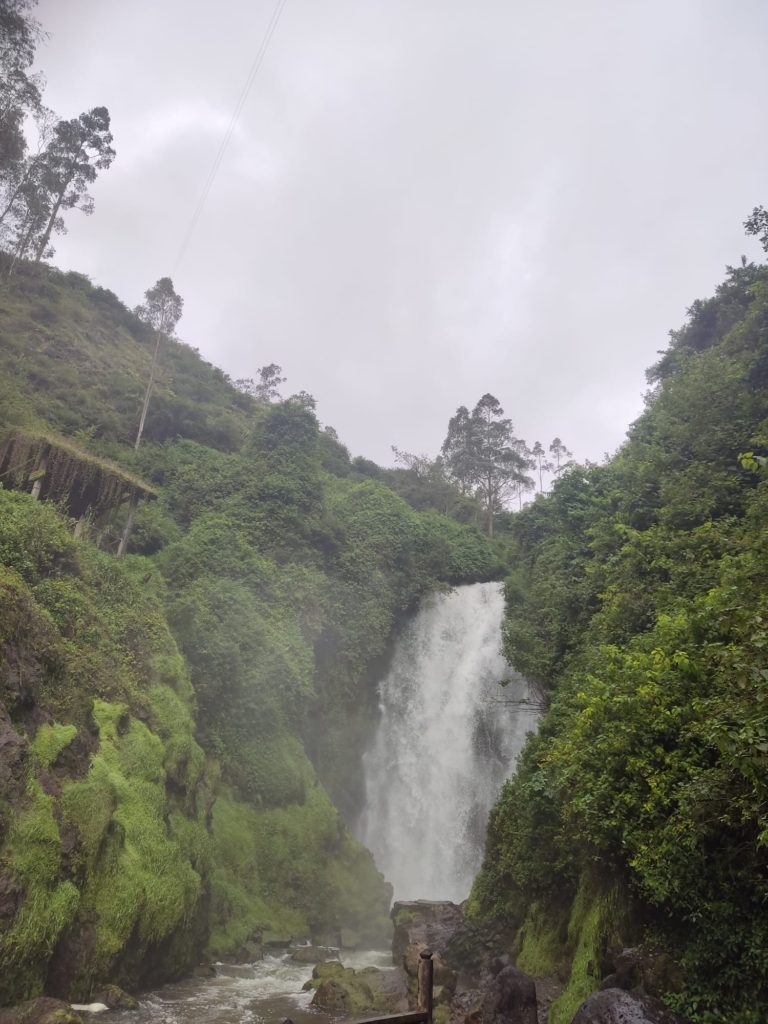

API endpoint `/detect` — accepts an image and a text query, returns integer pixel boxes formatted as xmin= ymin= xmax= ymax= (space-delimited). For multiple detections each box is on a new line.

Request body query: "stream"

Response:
xmin=88 ymin=951 xmax=394 ymax=1024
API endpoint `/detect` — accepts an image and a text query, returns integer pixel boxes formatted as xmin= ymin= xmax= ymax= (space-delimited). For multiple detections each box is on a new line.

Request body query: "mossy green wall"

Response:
xmin=0 ymin=489 xmax=391 ymax=1004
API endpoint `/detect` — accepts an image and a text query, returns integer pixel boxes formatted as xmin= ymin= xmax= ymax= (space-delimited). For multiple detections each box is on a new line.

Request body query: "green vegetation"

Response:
xmin=0 ymin=781 xmax=80 ymax=1001
xmin=471 ymin=258 xmax=768 ymax=1023
xmin=0 ymin=253 xmax=499 ymax=1001
xmin=29 ymin=723 xmax=77 ymax=769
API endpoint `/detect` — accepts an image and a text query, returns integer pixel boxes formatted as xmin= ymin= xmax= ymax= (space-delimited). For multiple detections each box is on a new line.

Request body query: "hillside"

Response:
xmin=470 ymin=259 xmax=768 ymax=1024
xmin=0 ymin=259 xmax=501 ymax=1003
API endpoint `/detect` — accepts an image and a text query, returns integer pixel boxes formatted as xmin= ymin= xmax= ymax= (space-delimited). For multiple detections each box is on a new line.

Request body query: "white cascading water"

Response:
xmin=359 ymin=581 xmax=533 ymax=903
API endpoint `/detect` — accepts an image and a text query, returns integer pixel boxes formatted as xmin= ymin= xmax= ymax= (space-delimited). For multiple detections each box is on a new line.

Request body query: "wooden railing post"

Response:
xmin=417 ymin=950 xmax=434 ymax=1024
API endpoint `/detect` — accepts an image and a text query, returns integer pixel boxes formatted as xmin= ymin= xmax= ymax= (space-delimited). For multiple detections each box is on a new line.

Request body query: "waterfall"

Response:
xmin=359 ymin=581 xmax=532 ymax=903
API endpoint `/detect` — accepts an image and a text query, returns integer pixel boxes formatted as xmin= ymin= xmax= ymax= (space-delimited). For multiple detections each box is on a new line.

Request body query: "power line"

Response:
xmin=172 ymin=0 xmax=288 ymax=275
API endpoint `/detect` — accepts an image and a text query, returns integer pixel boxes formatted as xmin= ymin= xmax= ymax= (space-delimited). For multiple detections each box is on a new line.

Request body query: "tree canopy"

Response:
xmin=442 ymin=393 xmax=534 ymax=535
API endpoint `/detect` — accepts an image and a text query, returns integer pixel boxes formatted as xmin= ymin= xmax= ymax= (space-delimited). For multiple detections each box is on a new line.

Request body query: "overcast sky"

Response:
xmin=33 ymin=0 xmax=768 ymax=466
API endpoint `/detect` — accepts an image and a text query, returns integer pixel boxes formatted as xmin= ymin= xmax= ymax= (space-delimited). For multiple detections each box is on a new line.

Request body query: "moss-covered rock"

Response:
xmin=0 ymin=998 xmax=83 ymax=1024
xmin=305 ymin=962 xmax=395 ymax=1016
xmin=92 ymin=986 xmax=137 ymax=1011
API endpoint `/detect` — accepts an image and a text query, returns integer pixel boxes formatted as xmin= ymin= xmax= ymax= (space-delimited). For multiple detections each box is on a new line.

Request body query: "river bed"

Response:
xmin=89 ymin=951 xmax=395 ymax=1024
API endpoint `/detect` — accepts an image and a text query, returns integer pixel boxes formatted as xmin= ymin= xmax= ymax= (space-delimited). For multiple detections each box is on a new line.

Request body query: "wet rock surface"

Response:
xmin=91 ymin=987 xmax=137 ymax=1011
xmin=482 ymin=960 xmax=538 ymax=1024
xmin=304 ymin=961 xmax=403 ymax=1016
xmin=0 ymin=999 xmax=84 ymax=1024
xmin=392 ymin=903 xmax=545 ymax=1024
xmin=570 ymin=988 xmax=691 ymax=1024
xmin=392 ymin=901 xmax=466 ymax=961
xmin=599 ymin=948 xmax=683 ymax=1000
xmin=291 ymin=944 xmax=337 ymax=964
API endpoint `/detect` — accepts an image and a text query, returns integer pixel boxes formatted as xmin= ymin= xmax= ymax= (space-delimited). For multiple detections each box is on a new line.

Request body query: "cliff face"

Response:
xmin=0 ymin=490 xmax=211 ymax=1001
xmin=0 ymin=486 xmax=394 ymax=1004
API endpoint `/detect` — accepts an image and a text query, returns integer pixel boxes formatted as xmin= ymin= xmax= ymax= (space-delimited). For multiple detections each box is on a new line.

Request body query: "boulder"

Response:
xmin=306 ymin=961 xmax=394 ymax=1015
xmin=481 ymin=963 xmax=537 ymax=1024
xmin=392 ymin=901 xmax=465 ymax=962
xmin=570 ymin=988 xmax=691 ymax=1024
xmin=92 ymin=986 xmax=137 ymax=1011
xmin=443 ymin=918 xmax=517 ymax=976
xmin=0 ymin=999 xmax=84 ymax=1024
xmin=600 ymin=948 xmax=683 ymax=998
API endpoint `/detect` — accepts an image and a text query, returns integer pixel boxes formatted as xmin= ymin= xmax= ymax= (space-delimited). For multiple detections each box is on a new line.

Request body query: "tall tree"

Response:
xmin=441 ymin=405 xmax=477 ymax=496
xmin=29 ymin=106 xmax=115 ymax=262
xmin=531 ymin=440 xmax=553 ymax=492
xmin=443 ymin=394 xmax=530 ymax=536
xmin=549 ymin=436 xmax=573 ymax=475
xmin=0 ymin=106 xmax=54 ymax=235
xmin=0 ymin=0 xmax=43 ymax=171
xmin=134 ymin=277 xmax=184 ymax=449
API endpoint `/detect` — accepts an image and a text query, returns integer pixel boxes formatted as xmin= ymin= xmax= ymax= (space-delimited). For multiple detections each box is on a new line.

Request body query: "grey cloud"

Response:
xmin=34 ymin=0 xmax=768 ymax=464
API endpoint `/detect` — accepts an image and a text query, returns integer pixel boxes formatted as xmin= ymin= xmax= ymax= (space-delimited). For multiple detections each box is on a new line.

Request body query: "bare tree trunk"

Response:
xmin=134 ymin=328 xmax=163 ymax=450
xmin=7 ymin=209 xmax=38 ymax=276
xmin=33 ymin=144 xmax=84 ymax=263
xmin=33 ymin=191 xmax=64 ymax=262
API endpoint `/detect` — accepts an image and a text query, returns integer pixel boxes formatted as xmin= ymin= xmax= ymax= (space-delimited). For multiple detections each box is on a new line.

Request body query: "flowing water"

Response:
xmin=359 ymin=582 xmax=533 ymax=902
xmin=87 ymin=951 xmax=394 ymax=1024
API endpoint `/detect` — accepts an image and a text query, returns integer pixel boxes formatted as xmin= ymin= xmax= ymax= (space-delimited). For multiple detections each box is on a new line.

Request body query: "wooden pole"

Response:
xmin=30 ymin=456 xmax=47 ymax=499
xmin=417 ymin=951 xmax=434 ymax=1024
xmin=117 ymin=489 xmax=139 ymax=557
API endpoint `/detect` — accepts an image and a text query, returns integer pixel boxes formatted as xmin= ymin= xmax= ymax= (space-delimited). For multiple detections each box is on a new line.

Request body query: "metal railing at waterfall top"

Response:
xmin=352 ymin=951 xmax=434 ymax=1024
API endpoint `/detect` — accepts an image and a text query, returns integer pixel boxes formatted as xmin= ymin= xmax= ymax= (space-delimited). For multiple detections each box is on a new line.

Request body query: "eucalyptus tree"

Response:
xmin=441 ymin=405 xmax=476 ymax=496
xmin=134 ymin=277 xmax=184 ymax=449
xmin=531 ymin=440 xmax=553 ymax=492
xmin=443 ymin=393 xmax=530 ymax=536
xmin=549 ymin=436 xmax=574 ymax=475
xmin=0 ymin=0 xmax=43 ymax=171
xmin=30 ymin=106 xmax=115 ymax=261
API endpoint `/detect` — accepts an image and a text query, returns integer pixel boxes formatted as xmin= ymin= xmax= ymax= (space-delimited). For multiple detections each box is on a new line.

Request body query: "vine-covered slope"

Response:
xmin=470 ymin=261 xmax=768 ymax=1023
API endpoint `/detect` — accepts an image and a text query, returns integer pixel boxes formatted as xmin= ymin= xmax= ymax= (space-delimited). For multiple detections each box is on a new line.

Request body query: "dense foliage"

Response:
xmin=0 ymin=260 xmax=501 ymax=1002
xmin=471 ymin=260 xmax=768 ymax=1023
xmin=0 ymin=2 xmax=116 ymax=267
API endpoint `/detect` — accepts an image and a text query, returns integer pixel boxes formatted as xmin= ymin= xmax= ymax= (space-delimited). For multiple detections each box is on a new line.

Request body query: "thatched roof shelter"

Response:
xmin=0 ymin=429 xmax=155 ymax=524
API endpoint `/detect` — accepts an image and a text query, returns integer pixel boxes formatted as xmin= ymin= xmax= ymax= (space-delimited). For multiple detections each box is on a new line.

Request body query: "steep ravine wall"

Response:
xmin=0 ymin=490 xmax=391 ymax=1005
